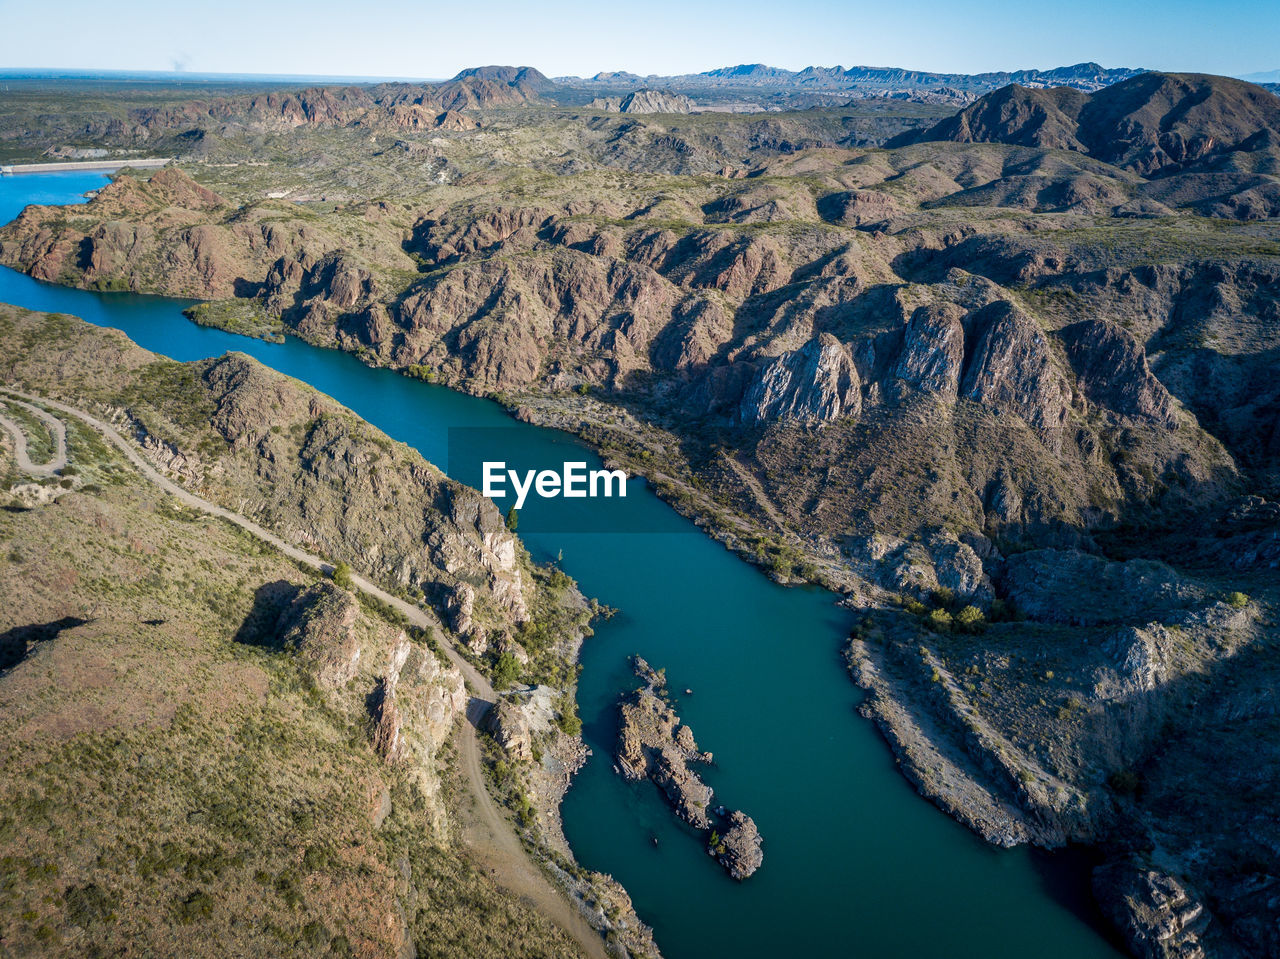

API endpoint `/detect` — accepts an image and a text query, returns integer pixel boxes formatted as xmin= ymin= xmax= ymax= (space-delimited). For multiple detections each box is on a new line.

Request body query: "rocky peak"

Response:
xmin=740 ymin=333 xmax=861 ymax=425
xmin=589 ymin=90 xmax=696 ymax=115
xmin=960 ymin=301 xmax=1073 ymax=436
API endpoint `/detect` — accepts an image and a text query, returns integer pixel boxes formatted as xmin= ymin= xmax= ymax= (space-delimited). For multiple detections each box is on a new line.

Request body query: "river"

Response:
xmin=0 ymin=171 xmax=1126 ymax=959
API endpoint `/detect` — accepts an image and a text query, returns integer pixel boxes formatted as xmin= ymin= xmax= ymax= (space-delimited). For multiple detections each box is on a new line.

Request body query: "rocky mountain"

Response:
xmin=558 ymin=61 xmax=1144 ymax=95
xmin=910 ymin=72 xmax=1280 ymax=177
xmin=451 ymin=64 xmax=555 ymax=93
xmin=588 ymin=90 xmax=696 ymax=114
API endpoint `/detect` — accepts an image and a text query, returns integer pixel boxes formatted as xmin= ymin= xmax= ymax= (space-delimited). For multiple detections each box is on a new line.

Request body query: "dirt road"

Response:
xmin=0 ymin=396 xmax=67 ymax=476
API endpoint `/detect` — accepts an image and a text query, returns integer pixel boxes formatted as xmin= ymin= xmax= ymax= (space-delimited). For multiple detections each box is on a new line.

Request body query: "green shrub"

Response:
xmin=174 ymin=889 xmax=214 ymax=924
xmin=553 ymin=693 xmax=582 ymax=736
xmin=1226 ymin=591 xmax=1250 ymax=610
xmin=64 ymin=883 xmax=114 ymax=926
xmin=929 ymin=587 xmax=956 ymax=609
xmin=492 ymin=652 xmax=520 ymax=690
xmin=902 ymin=597 xmax=928 ymax=616
xmin=331 ymin=561 xmax=353 ymax=590
xmin=505 ymin=507 xmax=518 ymax=532
xmin=926 ymin=609 xmax=953 ymax=633
xmin=955 ymin=605 xmax=986 ymax=634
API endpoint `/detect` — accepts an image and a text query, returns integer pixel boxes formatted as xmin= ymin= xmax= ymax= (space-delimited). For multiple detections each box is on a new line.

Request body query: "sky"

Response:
xmin=0 ymin=0 xmax=1276 ymax=80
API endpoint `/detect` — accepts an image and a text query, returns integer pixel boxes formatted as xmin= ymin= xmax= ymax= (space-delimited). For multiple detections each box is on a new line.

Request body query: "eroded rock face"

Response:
xmin=274 ymin=582 xmax=363 ymax=688
xmin=486 ymin=700 xmax=534 ymax=761
xmin=188 ymin=352 xmax=533 ymax=629
xmin=589 ymin=90 xmax=696 ymax=115
xmin=710 ymin=810 xmax=763 ymax=880
xmin=960 ymin=301 xmax=1073 ymax=436
xmin=817 ymin=189 xmax=900 ymax=227
xmin=1094 ymin=863 xmax=1211 ymax=959
xmin=893 ymin=304 xmax=966 ymax=398
xmin=1061 ymin=319 xmax=1177 ymax=426
xmin=740 ymin=333 xmax=861 ymax=424
xmin=372 ymin=631 xmax=466 ymax=771
xmin=1002 ymin=549 xmax=1201 ymax=626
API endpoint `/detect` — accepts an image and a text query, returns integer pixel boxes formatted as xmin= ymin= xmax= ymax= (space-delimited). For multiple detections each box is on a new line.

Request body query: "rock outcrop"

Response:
xmin=616 ymin=657 xmax=714 ymax=827
xmin=709 ymin=810 xmax=763 ymax=880
xmin=273 ymin=582 xmax=364 ymax=688
xmin=589 ymin=90 xmax=697 ymax=114
xmin=486 ymin=699 xmax=535 ymax=761
xmin=1093 ymin=863 xmax=1211 ymax=959
xmin=1061 ymin=319 xmax=1177 ymax=426
xmin=740 ymin=333 xmax=861 ymax=424
xmin=615 ymin=657 xmax=763 ymax=878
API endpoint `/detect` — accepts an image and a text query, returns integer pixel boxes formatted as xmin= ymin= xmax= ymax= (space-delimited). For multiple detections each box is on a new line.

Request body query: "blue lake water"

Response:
xmin=0 ymin=171 xmax=1126 ymax=959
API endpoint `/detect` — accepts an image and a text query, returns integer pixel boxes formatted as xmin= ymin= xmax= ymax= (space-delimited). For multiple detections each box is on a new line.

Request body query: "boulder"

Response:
xmin=487 ymin=700 xmax=534 ymax=761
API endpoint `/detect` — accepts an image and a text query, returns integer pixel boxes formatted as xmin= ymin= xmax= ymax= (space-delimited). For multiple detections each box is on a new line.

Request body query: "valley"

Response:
xmin=0 ymin=57 xmax=1277 ymax=959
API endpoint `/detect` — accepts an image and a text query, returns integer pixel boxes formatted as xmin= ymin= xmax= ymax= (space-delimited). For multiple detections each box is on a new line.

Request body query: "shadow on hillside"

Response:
xmin=0 ymin=615 xmax=91 ymax=672
xmin=232 ymin=580 xmax=300 ymax=650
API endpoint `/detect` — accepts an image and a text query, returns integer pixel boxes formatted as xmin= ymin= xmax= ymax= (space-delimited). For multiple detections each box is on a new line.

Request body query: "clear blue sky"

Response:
xmin=0 ymin=0 xmax=1276 ymax=79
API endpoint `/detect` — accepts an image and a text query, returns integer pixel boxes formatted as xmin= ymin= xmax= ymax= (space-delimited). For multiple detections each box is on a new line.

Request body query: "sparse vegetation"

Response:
xmin=330 ymin=561 xmax=353 ymax=590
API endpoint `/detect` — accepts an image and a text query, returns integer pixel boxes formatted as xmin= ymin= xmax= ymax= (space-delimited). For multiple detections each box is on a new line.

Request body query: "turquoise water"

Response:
xmin=0 ymin=173 xmax=1126 ymax=959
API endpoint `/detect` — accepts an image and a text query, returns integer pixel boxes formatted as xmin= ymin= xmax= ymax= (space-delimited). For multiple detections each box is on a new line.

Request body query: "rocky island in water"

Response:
xmin=616 ymin=657 xmax=764 ymax=880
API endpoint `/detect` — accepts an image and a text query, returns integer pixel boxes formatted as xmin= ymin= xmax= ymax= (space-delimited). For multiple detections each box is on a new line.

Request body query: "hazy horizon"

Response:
xmin=0 ymin=0 xmax=1276 ymax=81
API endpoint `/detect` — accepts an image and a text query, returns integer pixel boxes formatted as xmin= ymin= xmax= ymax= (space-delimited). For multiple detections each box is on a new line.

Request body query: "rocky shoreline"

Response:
xmin=844 ymin=573 xmax=1271 ymax=959
xmin=482 ymin=607 xmax=664 ymax=958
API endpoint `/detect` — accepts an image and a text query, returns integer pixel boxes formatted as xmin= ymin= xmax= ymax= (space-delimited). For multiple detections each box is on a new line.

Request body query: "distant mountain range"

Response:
xmin=898 ymin=71 xmax=1280 ymax=182
xmin=552 ymin=61 xmax=1147 ymax=96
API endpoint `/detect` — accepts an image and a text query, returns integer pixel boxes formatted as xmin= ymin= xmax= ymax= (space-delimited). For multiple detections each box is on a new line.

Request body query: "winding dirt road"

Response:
xmin=0 ymin=396 xmax=67 ymax=476
xmin=0 ymin=386 xmax=606 ymax=959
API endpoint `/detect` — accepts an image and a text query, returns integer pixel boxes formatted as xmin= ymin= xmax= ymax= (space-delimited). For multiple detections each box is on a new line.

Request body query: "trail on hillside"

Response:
xmin=0 ymin=396 xmax=67 ymax=475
